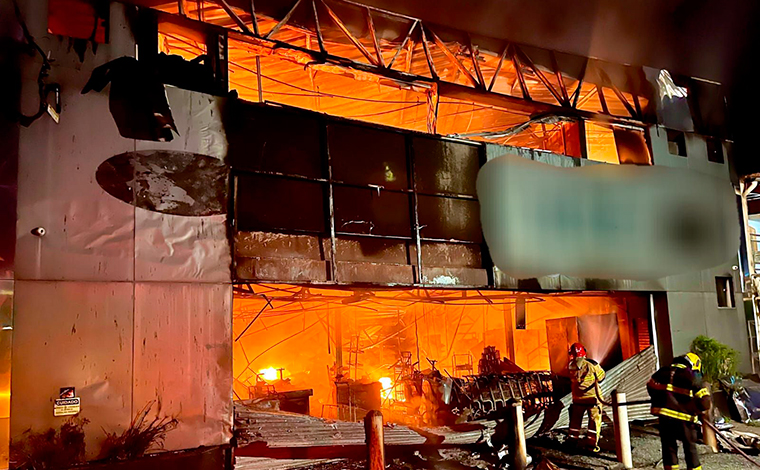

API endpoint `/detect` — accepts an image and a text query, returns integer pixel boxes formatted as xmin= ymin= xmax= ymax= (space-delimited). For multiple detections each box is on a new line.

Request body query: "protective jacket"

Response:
xmin=647 ymin=363 xmax=710 ymax=423
xmin=568 ymin=357 xmax=606 ymax=405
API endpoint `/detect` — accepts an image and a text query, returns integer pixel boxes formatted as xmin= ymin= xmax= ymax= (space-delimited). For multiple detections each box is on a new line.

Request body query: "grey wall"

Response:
xmin=486 ymin=129 xmax=750 ymax=372
xmin=10 ymin=0 xmax=232 ymax=461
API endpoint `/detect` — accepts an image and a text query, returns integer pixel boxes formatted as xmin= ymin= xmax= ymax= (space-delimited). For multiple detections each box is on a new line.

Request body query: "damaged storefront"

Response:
xmin=0 ymin=0 xmax=750 ymax=468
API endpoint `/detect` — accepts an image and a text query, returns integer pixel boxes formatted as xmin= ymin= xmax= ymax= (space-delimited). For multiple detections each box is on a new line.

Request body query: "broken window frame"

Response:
xmin=230 ymin=103 xmax=493 ymax=286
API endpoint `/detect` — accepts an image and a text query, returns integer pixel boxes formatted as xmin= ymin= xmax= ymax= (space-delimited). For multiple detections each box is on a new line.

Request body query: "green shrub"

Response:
xmin=690 ymin=335 xmax=738 ymax=384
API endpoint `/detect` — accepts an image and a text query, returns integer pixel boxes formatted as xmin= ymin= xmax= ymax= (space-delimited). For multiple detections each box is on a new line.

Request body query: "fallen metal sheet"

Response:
xmin=133 ymin=283 xmax=233 ymax=451
xmin=235 ymin=457 xmax=345 ymax=470
xmin=10 ymin=281 xmax=134 ymax=461
xmin=235 ymin=408 xmax=426 ymax=449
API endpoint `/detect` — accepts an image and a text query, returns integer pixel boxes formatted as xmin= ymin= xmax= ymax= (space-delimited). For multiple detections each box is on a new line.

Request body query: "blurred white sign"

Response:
xmin=477 ymin=154 xmax=739 ymax=280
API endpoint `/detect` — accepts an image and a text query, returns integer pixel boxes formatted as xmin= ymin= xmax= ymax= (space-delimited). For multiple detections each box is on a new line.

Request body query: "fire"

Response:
xmin=259 ymin=367 xmax=279 ymax=381
xmin=379 ymin=377 xmax=393 ymax=400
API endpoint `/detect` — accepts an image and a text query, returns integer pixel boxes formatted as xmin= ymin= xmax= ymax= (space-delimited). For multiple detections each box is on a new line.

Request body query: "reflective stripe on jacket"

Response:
xmin=647 ymin=363 xmax=710 ymax=423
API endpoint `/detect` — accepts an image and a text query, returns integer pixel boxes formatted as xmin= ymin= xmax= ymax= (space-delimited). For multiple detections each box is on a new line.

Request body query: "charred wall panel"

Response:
xmin=133 ymin=283 xmax=233 ymax=450
xmin=227 ymin=104 xmax=322 ymax=179
xmin=413 ymin=137 xmax=480 ymax=195
xmin=10 ymin=281 xmax=134 ymax=461
xmin=236 ymin=174 xmax=326 ymax=234
xmin=134 ymin=87 xmax=231 ymax=282
xmin=334 ymin=187 xmax=411 ymax=238
xmin=328 ymin=124 xmax=407 ymax=190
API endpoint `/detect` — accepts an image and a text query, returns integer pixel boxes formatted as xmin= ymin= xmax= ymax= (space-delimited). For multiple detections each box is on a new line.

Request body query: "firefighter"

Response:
xmin=567 ymin=342 xmax=606 ymax=452
xmin=647 ymin=352 xmax=711 ymax=470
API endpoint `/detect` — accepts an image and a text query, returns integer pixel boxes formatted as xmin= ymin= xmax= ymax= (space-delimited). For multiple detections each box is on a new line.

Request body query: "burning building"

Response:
xmin=0 ymin=0 xmax=751 ymax=468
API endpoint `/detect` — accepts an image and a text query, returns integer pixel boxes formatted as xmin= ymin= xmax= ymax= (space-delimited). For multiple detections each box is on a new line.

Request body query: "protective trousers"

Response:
xmin=659 ymin=416 xmax=701 ymax=470
xmin=568 ymin=403 xmax=602 ymax=448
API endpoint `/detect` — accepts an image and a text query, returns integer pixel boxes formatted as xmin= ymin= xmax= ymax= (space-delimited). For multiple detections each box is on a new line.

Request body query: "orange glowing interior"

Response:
xmin=232 ymin=284 xmax=651 ymax=417
xmin=150 ymin=0 xmax=650 ymax=163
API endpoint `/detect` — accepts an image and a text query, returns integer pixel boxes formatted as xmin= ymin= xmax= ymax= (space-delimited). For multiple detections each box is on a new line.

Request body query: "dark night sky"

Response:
xmin=361 ymin=0 xmax=760 ymax=176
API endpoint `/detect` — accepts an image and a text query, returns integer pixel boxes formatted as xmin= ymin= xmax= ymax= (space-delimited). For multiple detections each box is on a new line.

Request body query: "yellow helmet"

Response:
xmin=684 ymin=352 xmax=702 ymax=372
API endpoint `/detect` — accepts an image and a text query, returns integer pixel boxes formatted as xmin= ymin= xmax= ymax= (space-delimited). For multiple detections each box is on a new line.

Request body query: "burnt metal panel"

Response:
xmin=227 ymin=104 xmax=323 ymax=178
xmin=236 ymin=174 xmax=326 ymax=233
xmin=328 ymin=124 xmax=408 ymax=190
xmin=421 ymin=242 xmax=482 ymax=268
xmin=333 ymin=186 xmax=411 ymax=238
xmin=335 ymin=261 xmax=415 ymax=284
xmin=417 ymin=195 xmax=482 ymax=242
xmin=413 ymin=137 xmax=480 ymax=195
xmin=335 ymin=236 xmax=412 ymax=264
xmin=236 ymin=258 xmax=330 ymax=282
xmin=236 ymin=232 xmax=329 ymax=260
xmin=420 ymin=267 xmax=489 ymax=287
xmin=10 ymin=281 xmax=134 ymax=461
xmin=132 ymin=88 xmax=231 ymax=282
xmin=133 ymin=283 xmax=233 ymax=451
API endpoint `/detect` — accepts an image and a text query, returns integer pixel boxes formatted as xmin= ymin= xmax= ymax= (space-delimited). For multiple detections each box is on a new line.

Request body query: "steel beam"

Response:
xmin=312 ymin=0 xmax=326 ymax=54
xmin=468 ymin=35 xmax=486 ymax=89
xmin=550 ymin=50 xmax=569 ymax=105
xmin=428 ymin=29 xmax=479 ymax=88
xmin=488 ymin=45 xmax=508 ymax=92
xmin=365 ymin=7 xmax=385 ymax=67
xmin=388 ymin=20 xmax=417 ymax=69
xmin=507 ymin=44 xmax=531 ymax=101
xmin=249 ymin=0 xmax=259 ymax=35
xmin=419 ymin=25 xmax=438 ymax=80
xmin=264 ymin=0 xmax=303 ymax=39
xmin=514 ymin=45 xmax=564 ymax=105
xmin=218 ymin=0 xmax=252 ymax=34
xmin=572 ymin=58 xmax=589 ymax=108
xmin=322 ymin=0 xmax=379 ymax=66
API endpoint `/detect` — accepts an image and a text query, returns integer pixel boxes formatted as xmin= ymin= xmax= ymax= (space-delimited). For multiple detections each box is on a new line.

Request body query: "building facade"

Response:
xmin=0 ymin=0 xmax=750 ymax=468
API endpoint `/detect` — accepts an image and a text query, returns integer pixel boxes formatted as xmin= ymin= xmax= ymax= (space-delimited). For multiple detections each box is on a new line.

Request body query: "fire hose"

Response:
xmin=702 ymin=419 xmax=760 ymax=469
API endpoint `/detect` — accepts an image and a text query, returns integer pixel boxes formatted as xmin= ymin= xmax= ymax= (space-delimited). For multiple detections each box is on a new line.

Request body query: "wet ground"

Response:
xmin=247 ymin=422 xmax=760 ymax=469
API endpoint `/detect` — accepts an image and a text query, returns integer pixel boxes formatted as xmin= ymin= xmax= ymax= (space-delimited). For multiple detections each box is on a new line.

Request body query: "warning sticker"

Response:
xmin=54 ymin=397 xmax=81 ymax=417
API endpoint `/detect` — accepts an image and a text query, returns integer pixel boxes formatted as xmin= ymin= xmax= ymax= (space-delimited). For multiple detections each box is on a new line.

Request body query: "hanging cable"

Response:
xmin=12 ymin=0 xmax=61 ymax=127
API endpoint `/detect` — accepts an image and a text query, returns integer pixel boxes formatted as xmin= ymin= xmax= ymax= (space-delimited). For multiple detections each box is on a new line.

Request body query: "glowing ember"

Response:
xmin=379 ymin=377 xmax=393 ymax=399
xmin=259 ymin=367 xmax=279 ymax=381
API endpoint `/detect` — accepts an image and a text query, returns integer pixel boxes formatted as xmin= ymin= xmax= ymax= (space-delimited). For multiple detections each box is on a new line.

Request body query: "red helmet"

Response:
xmin=568 ymin=343 xmax=587 ymax=358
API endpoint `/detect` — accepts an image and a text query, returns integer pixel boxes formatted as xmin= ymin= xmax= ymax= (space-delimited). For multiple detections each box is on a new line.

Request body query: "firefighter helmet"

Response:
xmin=684 ymin=352 xmax=702 ymax=372
xmin=568 ymin=342 xmax=587 ymax=358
